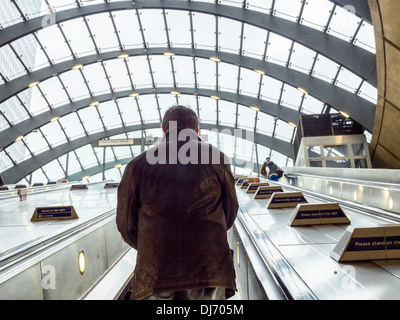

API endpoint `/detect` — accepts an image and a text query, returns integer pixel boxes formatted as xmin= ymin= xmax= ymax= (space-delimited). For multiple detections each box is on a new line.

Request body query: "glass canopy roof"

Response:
xmin=0 ymin=0 xmax=377 ymax=184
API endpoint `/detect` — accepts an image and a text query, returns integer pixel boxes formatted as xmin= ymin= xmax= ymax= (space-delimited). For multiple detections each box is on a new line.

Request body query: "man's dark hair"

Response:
xmin=162 ymin=105 xmax=199 ymax=132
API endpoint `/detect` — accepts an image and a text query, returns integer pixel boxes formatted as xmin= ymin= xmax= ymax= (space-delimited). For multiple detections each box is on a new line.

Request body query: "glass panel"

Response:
xmin=59 ymin=113 xmax=86 ymax=141
xmin=137 ymin=95 xmax=160 ymax=124
xmin=165 ymin=10 xmax=192 ymax=47
xmin=61 ymin=17 xmax=97 ymax=57
xmin=150 ymin=55 xmax=174 ymax=87
xmin=300 ymin=0 xmax=334 ymax=32
xmin=105 ymin=168 xmax=122 ymax=181
xmin=126 ymin=56 xmax=153 ymax=89
xmin=139 ymin=9 xmax=168 ymax=47
xmin=112 ymin=10 xmax=143 ymax=49
xmin=103 ymin=59 xmax=132 ymax=91
xmin=242 ymin=24 xmax=268 ymax=59
xmin=192 ymin=12 xmax=216 ymax=49
xmin=335 ymin=67 xmax=363 ymax=94
xmin=39 ymin=76 xmax=70 ymax=108
xmin=237 ymin=105 xmax=256 ymax=130
xmin=308 ymin=145 xmax=321 ymax=158
xmin=196 ymin=58 xmax=216 ymax=89
xmin=78 ymin=107 xmax=104 ymax=134
xmin=0 ymin=45 xmax=27 ymax=81
xmin=59 ymin=69 xmax=90 ymax=101
xmin=239 ymin=67 xmax=261 ymax=98
xmin=256 ymin=112 xmax=275 ymax=136
xmin=41 ymin=121 xmax=67 ymax=147
xmin=312 ymin=54 xmax=340 ymax=83
xmin=218 ymin=17 xmax=241 ymax=54
xmin=117 ymin=97 xmax=142 ymax=125
xmin=173 ymin=56 xmax=195 ymax=87
xmin=273 ymin=0 xmax=303 ymax=23
xmin=42 ymin=160 xmax=65 ymax=180
xmin=266 ymin=33 xmax=292 ymax=66
xmin=358 ymin=81 xmax=378 ymax=104
xmin=0 ymin=96 xmax=30 ymax=127
xmin=327 ymin=5 xmax=362 ymax=42
xmin=36 ymin=24 xmax=73 ymax=63
xmin=218 ymin=101 xmax=236 ymax=126
xmin=67 ymin=151 xmax=82 ymax=174
xmin=11 ymin=34 xmax=47 ymax=73
xmin=218 ymin=62 xmax=239 ymax=93
xmin=352 ymin=144 xmax=365 ymax=156
xmin=0 ymin=151 xmax=14 ymax=172
xmin=98 ymin=101 xmax=122 ymax=130
xmin=25 ymin=131 xmax=49 ymax=155
xmin=354 ymin=158 xmax=368 ymax=168
xmin=281 ymin=84 xmax=304 ymax=110
xmin=353 ymin=21 xmax=376 ymax=53
xmin=246 ymin=0 xmax=273 ymax=14
xmin=260 ymin=76 xmax=283 ymax=104
xmin=275 ymin=120 xmax=295 ymax=142
xmin=86 ymin=12 xmax=119 ymax=52
xmin=0 ymin=0 xmax=25 ymax=28
xmin=198 ymin=97 xmax=217 ymax=124
xmin=31 ymin=168 xmax=49 ymax=185
xmin=323 ymin=145 xmax=349 ymax=157
xmin=75 ymin=145 xmax=98 ymax=169
xmin=81 ymin=63 xmax=111 ymax=95
xmin=301 ymin=95 xmax=324 ymax=114
xmin=29 ymin=86 xmax=51 ymax=116
xmin=326 ymin=159 xmax=351 ymax=168
xmin=289 ymin=43 xmax=316 ymax=74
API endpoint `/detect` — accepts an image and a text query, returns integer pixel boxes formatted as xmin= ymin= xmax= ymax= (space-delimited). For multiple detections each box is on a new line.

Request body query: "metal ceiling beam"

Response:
xmin=1 ymin=123 xmax=294 ymax=184
xmin=0 ymin=0 xmax=376 ymax=86
xmin=0 ymin=47 xmax=376 ymax=132
xmin=0 ymin=86 xmax=300 ymax=151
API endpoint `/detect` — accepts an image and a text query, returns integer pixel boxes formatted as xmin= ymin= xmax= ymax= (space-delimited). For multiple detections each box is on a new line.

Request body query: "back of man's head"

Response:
xmin=162 ymin=105 xmax=199 ymax=133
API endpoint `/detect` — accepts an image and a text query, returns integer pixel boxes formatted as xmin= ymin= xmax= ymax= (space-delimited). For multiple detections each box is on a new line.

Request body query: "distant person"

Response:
xmin=116 ymin=105 xmax=238 ymax=300
xmin=261 ymin=157 xmax=284 ymax=182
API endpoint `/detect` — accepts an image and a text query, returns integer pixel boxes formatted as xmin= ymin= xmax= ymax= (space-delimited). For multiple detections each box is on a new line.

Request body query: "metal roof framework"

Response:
xmin=0 ymin=0 xmax=377 ymax=183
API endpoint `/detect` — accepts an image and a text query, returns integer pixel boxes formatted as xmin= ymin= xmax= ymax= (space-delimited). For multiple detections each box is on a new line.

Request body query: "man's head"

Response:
xmin=162 ymin=105 xmax=199 ymax=134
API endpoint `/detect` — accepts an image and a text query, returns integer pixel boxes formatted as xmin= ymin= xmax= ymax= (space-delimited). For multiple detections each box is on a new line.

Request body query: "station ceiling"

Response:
xmin=0 ymin=0 xmax=377 ymax=183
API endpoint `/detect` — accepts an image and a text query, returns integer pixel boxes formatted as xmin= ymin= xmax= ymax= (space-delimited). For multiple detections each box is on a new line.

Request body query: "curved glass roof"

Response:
xmin=0 ymin=0 xmax=377 ymax=184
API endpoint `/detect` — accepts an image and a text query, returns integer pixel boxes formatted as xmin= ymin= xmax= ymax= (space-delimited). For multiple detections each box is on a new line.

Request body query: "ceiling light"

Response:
xmin=15 ymin=136 xmax=24 ymax=142
xmin=209 ymin=57 xmax=221 ymax=62
xmin=170 ymin=91 xmax=180 ymax=95
xmin=297 ymin=87 xmax=308 ymax=95
xmin=50 ymin=117 xmax=60 ymax=122
xmin=28 ymin=81 xmax=40 ymax=88
xmin=114 ymin=164 xmax=123 ymax=169
xmin=89 ymin=101 xmax=100 ymax=107
xmin=72 ymin=64 xmax=83 ymax=70
xmin=129 ymin=93 xmax=140 ymax=97
xmin=254 ymin=69 xmax=265 ymax=75
xmin=249 ymin=106 xmax=260 ymax=112
xmin=82 ymin=176 xmax=90 ymax=181
xmin=289 ymin=122 xmax=298 ymax=128
xmin=211 ymin=95 xmax=221 ymax=100
xmin=118 ymin=53 xmax=130 ymax=59
xmin=339 ymin=111 xmax=350 ymax=118
xmin=163 ymin=52 xmax=175 ymax=56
